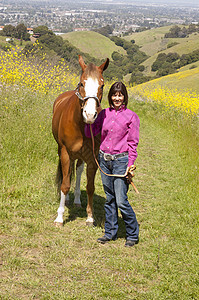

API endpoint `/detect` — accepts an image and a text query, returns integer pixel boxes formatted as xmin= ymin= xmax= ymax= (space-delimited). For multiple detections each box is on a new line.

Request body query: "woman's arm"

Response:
xmin=127 ymin=113 xmax=140 ymax=167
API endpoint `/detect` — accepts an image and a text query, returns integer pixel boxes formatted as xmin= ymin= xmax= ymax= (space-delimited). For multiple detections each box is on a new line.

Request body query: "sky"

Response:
xmin=99 ymin=0 xmax=199 ymax=7
xmin=3 ymin=0 xmax=199 ymax=8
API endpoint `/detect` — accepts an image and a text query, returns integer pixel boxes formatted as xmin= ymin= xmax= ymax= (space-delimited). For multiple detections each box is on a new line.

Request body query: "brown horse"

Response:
xmin=52 ymin=55 xmax=109 ymax=226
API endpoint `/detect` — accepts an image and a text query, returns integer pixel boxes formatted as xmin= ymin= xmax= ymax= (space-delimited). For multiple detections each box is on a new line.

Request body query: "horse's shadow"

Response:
xmin=62 ymin=190 xmax=126 ymax=239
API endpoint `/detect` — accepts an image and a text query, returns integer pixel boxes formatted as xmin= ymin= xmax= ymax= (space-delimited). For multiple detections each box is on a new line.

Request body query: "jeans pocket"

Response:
xmin=114 ymin=155 xmax=128 ymax=174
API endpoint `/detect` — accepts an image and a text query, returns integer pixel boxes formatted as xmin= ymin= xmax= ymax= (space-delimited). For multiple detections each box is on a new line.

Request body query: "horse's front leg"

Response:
xmin=86 ymin=162 xmax=97 ymax=226
xmin=54 ymin=146 xmax=71 ymax=227
xmin=54 ymin=190 xmax=66 ymax=226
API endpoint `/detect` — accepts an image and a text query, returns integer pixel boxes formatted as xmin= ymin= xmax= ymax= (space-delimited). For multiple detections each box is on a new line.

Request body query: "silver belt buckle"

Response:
xmin=104 ymin=153 xmax=113 ymax=161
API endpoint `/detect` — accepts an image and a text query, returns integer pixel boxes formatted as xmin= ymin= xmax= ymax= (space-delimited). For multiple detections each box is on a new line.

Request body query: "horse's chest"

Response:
xmin=68 ymin=137 xmax=98 ymax=163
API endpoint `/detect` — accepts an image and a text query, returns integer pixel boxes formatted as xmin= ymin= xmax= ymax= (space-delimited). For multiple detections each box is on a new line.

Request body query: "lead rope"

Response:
xmin=89 ymin=124 xmax=139 ymax=194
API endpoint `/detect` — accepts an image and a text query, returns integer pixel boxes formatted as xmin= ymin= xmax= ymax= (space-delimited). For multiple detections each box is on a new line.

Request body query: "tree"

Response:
xmin=15 ymin=23 xmax=30 ymax=41
xmin=94 ymin=25 xmax=113 ymax=37
xmin=151 ymin=53 xmax=167 ymax=71
xmin=1 ymin=24 xmax=16 ymax=37
xmin=166 ymin=52 xmax=180 ymax=63
xmin=111 ymin=51 xmax=123 ymax=61
xmin=33 ymin=25 xmax=52 ymax=36
xmin=39 ymin=34 xmax=64 ymax=54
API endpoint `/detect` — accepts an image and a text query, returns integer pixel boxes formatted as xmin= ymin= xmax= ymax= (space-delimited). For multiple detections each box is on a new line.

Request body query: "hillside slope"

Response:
xmin=140 ymin=32 xmax=199 ymax=76
xmin=124 ymin=26 xmax=172 ymax=56
xmin=61 ymin=31 xmax=126 ymax=60
xmin=131 ymin=65 xmax=199 ymax=93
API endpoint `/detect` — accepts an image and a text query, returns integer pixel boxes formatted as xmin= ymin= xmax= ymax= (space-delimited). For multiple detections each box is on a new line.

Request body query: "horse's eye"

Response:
xmin=101 ymin=85 xmax=104 ymax=90
xmin=80 ymin=82 xmax=84 ymax=87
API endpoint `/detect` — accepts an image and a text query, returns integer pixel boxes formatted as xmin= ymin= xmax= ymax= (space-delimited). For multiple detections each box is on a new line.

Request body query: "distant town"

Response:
xmin=0 ymin=0 xmax=199 ymax=36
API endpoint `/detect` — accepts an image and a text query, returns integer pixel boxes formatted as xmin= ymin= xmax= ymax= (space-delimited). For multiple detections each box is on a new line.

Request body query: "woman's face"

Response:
xmin=111 ymin=91 xmax=124 ymax=110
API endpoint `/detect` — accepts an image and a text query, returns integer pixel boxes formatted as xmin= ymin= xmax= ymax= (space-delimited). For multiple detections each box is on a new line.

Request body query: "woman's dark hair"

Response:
xmin=108 ymin=82 xmax=128 ymax=107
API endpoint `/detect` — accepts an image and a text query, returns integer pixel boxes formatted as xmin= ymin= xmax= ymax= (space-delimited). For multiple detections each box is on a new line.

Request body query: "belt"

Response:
xmin=99 ymin=150 xmax=128 ymax=161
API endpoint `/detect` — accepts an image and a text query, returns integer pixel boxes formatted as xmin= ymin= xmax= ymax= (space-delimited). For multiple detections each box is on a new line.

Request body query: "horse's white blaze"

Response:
xmin=83 ymin=78 xmax=99 ymax=123
xmin=85 ymin=77 xmax=99 ymax=97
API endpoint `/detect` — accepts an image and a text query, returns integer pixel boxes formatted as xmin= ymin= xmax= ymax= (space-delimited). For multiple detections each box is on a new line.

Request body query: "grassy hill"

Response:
xmin=124 ymin=27 xmax=199 ymax=77
xmin=149 ymin=66 xmax=199 ymax=93
xmin=142 ymin=33 xmax=199 ymax=76
xmin=61 ymin=27 xmax=199 ymax=83
xmin=128 ymin=63 xmax=199 ymax=94
xmin=61 ymin=31 xmax=126 ymax=60
xmin=124 ymin=26 xmax=172 ymax=56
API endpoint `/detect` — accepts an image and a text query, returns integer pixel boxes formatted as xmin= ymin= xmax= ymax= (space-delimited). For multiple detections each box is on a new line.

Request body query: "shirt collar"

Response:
xmin=110 ymin=104 xmax=126 ymax=112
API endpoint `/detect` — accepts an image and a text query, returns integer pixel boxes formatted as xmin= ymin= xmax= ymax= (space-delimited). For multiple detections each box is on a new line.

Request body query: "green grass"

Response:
xmin=0 ymin=85 xmax=198 ymax=299
xmin=137 ymin=66 xmax=199 ymax=93
xmin=61 ymin=31 xmax=126 ymax=59
xmin=179 ymin=60 xmax=199 ymax=72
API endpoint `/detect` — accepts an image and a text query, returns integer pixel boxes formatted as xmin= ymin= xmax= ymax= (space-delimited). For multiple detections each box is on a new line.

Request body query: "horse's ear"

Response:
xmin=99 ymin=58 xmax=109 ymax=72
xmin=78 ymin=55 xmax=87 ymax=71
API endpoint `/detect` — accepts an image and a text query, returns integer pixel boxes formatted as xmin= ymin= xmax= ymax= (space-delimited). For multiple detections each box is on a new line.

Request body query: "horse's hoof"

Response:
xmin=54 ymin=222 xmax=63 ymax=228
xmin=74 ymin=203 xmax=82 ymax=208
xmin=86 ymin=221 xmax=94 ymax=227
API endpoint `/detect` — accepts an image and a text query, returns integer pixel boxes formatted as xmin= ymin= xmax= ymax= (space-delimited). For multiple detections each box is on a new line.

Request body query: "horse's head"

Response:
xmin=76 ymin=55 xmax=109 ymax=124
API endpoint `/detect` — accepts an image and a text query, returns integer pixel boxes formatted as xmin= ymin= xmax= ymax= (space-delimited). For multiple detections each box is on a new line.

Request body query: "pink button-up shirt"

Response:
xmin=84 ymin=105 xmax=140 ymax=167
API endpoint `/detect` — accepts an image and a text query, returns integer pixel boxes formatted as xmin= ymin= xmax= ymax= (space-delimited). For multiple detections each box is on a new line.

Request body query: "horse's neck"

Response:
xmin=71 ymin=94 xmax=84 ymax=133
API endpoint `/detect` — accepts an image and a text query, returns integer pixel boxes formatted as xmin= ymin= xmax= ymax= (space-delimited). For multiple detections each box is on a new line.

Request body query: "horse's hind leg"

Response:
xmin=54 ymin=146 xmax=71 ymax=227
xmin=74 ymin=159 xmax=84 ymax=207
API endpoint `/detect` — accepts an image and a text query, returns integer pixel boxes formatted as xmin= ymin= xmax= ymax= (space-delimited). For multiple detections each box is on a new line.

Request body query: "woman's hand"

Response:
xmin=125 ymin=165 xmax=136 ymax=183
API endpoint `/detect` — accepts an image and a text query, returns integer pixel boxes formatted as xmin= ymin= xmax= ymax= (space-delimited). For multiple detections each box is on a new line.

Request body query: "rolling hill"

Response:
xmin=142 ymin=33 xmax=199 ymax=76
xmin=132 ymin=65 xmax=199 ymax=93
xmin=61 ymin=27 xmax=199 ymax=81
xmin=124 ymin=28 xmax=199 ymax=76
xmin=124 ymin=25 xmax=172 ymax=56
xmin=61 ymin=31 xmax=126 ymax=60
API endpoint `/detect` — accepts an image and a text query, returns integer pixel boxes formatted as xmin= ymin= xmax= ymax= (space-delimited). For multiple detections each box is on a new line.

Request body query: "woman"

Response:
xmin=85 ymin=82 xmax=140 ymax=247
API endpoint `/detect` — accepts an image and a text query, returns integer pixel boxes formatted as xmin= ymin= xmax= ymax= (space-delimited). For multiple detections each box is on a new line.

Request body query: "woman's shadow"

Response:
xmin=63 ymin=190 xmax=126 ymax=239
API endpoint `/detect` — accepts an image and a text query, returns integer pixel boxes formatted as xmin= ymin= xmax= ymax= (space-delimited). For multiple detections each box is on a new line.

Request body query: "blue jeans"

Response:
xmin=99 ymin=152 xmax=139 ymax=241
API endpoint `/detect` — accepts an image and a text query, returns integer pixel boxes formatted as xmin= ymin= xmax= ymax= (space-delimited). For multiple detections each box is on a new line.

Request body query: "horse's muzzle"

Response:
xmin=82 ymin=97 xmax=98 ymax=124
xmin=83 ymin=111 xmax=98 ymax=124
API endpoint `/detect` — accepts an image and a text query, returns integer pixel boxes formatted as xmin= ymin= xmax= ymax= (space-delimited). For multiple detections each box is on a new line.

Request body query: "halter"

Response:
xmin=75 ymin=83 xmax=101 ymax=108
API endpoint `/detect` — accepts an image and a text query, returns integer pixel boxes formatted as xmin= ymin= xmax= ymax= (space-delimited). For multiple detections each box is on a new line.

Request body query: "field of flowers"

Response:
xmin=1 ymin=43 xmax=199 ymax=117
xmin=129 ymin=71 xmax=199 ymax=116
xmin=0 ymin=43 xmax=79 ymax=95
